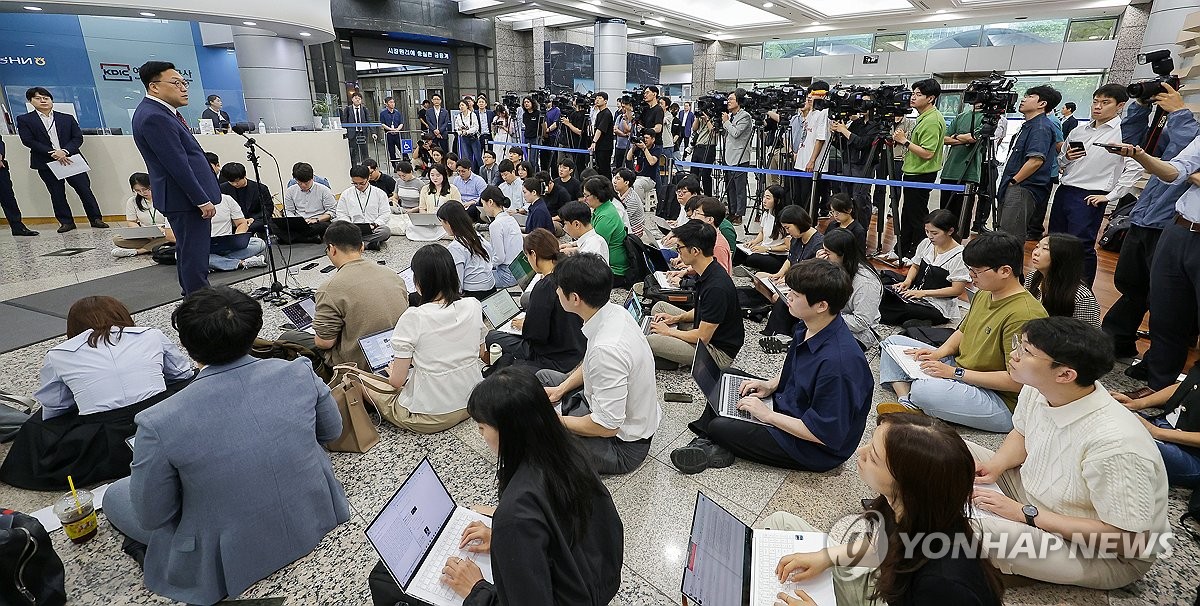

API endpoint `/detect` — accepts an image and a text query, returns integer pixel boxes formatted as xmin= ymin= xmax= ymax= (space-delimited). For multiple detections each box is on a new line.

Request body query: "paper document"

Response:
xmin=736 ymin=244 xmax=754 ymax=256
xmin=882 ymin=344 xmax=933 ymax=381
xmin=47 ymin=155 xmax=90 ymax=180
xmin=30 ymin=482 xmax=112 ymax=533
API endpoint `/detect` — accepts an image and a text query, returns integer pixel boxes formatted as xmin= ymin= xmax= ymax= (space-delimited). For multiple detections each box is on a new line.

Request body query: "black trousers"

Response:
xmin=347 ymin=137 xmax=369 ymax=166
xmin=1144 ymin=222 xmax=1200 ymax=389
xmin=691 ymin=144 xmax=715 ymax=196
xmin=1102 ymin=224 xmax=1162 ymax=357
xmin=898 ymin=172 xmax=938 ymax=260
xmin=764 ymin=297 xmax=797 ymax=337
xmin=0 ymin=165 xmax=24 ymax=229
xmin=385 ymin=133 xmax=403 ymax=165
xmin=165 ymin=209 xmax=212 ymax=296
xmin=37 ymin=167 xmax=103 ymax=225
xmin=688 ymin=407 xmax=807 ymax=470
xmin=733 ymin=248 xmax=786 ymax=274
xmin=848 ymin=162 xmax=873 ymax=228
xmin=593 ymin=146 xmax=613 ymax=177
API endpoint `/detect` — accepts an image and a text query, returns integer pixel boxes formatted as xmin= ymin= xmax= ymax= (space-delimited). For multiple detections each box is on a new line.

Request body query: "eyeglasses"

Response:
xmin=151 ymin=78 xmax=189 ymax=90
xmin=967 ymin=266 xmax=995 ymax=278
xmin=132 ymin=186 xmax=151 ymax=195
xmin=1010 ymin=335 xmax=1062 ymax=364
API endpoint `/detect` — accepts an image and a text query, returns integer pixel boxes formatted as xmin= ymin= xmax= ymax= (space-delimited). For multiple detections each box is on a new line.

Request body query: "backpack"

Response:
xmin=622 ymin=235 xmax=651 ymax=285
xmin=150 ymin=243 xmax=177 ymax=265
xmin=0 ymin=509 xmax=66 ymax=606
xmin=250 ymin=339 xmax=333 ymax=383
xmin=1098 ymin=193 xmax=1137 ymax=252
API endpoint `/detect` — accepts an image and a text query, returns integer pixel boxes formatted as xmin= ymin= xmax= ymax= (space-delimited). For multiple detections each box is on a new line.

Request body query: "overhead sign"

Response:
xmin=351 ymin=37 xmax=452 ymax=66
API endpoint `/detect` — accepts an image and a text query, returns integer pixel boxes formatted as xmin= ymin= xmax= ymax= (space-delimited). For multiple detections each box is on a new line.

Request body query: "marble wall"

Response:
xmin=693 ymin=41 xmax=738 ymax=94
xmin=1108 ymin=4 xmax=1150 ymax=86
xmin=495 ymin=20 xmax=535 ymax=93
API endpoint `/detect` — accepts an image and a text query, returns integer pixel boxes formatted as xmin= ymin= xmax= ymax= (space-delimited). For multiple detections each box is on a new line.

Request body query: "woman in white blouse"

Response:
xmin=882 ymin=209 xmax=969 ymax=326
xmin=407 ymin=164 xmax=460 ymax=242
xmin=454 ymin=98 xmax=482 ymax=173
xmin=437 ymin=202 xmax=496 ymax=298
xmin=734 ymin=184 xmax=791 ymax=273
xmin=385 ymin=245 xmax=485 ymax=433
xmin=111 ymin=173 xmax=168 ymax=257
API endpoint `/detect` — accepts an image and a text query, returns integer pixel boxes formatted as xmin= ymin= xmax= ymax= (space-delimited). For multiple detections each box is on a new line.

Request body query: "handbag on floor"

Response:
xmin=326 ymin=364 xmax=384 ymax=453
xmin=251 ymin=338 xmax=333 ymax=383
xmin=150 ymin=243 xmax=176 ymax=265
xmin=0 ymin=391 xmax=34 ymax=443
xmin=0 ymin=509 xmax=66 ymax=606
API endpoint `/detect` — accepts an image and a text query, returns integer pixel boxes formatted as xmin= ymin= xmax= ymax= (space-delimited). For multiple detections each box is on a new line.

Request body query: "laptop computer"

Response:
xmin=365 ymin=458 xmax=494 ymax=606
xmin=281 ymin=297 xmax=317 ymax=334
xmin=681 ymin=492 xmax=835 ymax=606
xmin=513 ymin=213 xmax=528 ymax=227
xmin=272 ymin=216 xmax=311 ymax=234
xmin=751 ymin=271 xmax=789 ymax=300
xmin=358 ymin=328 xmax=395 ymax=377
xmin=653 ymin=270 xmax=676 ymax=290
xmin=409 ymin=213 xmax=442 ymax=227
xmin=398 ymin=267 xmax=417 ymax=293
xmin=509 ymin=252 xmax=532 ymax=283
xmin=210 ymin=232 xmax=253 ymax=252
xmin=691 ymin=339 xmax=771 ymax=426
xmin=480 ymin=290 xmax=524 ymax=335
xmin=118 ymin=226 xmax=166 ymax=239
xmin=354 ymin=222 xmax=375 ymax=235
xmin=623 ymin=290 xmax=653 ymax=335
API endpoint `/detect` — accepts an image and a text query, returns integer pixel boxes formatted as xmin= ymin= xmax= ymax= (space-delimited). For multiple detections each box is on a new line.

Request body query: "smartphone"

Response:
xmin=1068 ymin=141 xmax=1085 ymax=151
xmin=301 ymin=262 xmax=319 ymax=270
xmin=320 ymin=265 xmax=336 ymax=273
xmin=1092 ymin=142 xmax=1125 ymax=152
xmin=664 ymin=392 xmax=693 ymax=403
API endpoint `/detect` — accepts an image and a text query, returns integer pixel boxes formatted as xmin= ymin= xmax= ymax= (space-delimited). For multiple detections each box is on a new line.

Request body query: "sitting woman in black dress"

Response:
xmin=0 ymin=296 xmax=193 ymax=490
xmin=369 ymin=367 xmax=624 ymax=605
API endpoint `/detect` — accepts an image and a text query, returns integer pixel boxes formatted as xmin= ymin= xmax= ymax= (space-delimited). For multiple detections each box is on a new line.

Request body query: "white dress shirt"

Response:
xmin=499 ymin=177 xmax=525 ymax=212
xmin=35 ymin=327 xmax=193 ymax=419
xmin=579 ymin=303 xmax=661 ymax=441
xmin=575 ymin=228 xmax=610 ymax=261
xmin=488 ymin=212 xmax=523 ymax=266
xmin=448 ymin=239 xmax=496 ymax=292
xmin=1165 ymin=134 xmax=1200 ymax=222
xmin=1058 ymin=117 xmax=1142 ymax=202
xmin=284 ymin=182 xmax=337 ymax=219
xmin=336 ymin=185 xmax=391 ymax=225
xmin=38 ymin=111 xmax=61 ymax=151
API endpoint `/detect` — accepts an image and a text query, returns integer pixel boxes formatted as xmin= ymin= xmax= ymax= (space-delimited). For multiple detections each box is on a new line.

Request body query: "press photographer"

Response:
xmin=723 ymin=89 xmax=753 ymax=225
xmin=639 ymin=86 xmax=665 ymax=146
xmin=829 ymin=101 xmax=890 ymax=228
xmin=777 ymin=81 xmax=830 ymax=212
xmin=996 ymin=84 xmax=1061 ymax=241
xmin=942 ymin=73 xmax=1016 ymax=234
xmin=588 ymin=92 xmax=615 ymax=175
xmin=559 ymin=92 xmax=592 ymax=169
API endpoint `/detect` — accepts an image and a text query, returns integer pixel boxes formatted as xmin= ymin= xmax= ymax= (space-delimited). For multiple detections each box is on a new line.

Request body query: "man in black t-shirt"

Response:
xmin=362 ymin=158 xmax=396 ymax=198
xmin=647 ymin=220 xmax=744 ymax=369
xmin=590 ymin=92 xmax=615 ymax=175
xmin=555 ymin=158 xmax=584 ymax=201
xmin=218 ymin=162 xmax=270 ymax=238
xmin=640 ymin=86 xmax=666 ymax=147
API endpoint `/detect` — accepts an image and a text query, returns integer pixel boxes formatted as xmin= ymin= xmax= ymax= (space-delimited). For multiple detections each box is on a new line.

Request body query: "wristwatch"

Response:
xmin=953 ymin=367 xmax=965 ymax=380
xmin=1008 ymin=178 xmax=1019 ymax=186
xmin=1023 ymin=504 xmax=1039 ymax=528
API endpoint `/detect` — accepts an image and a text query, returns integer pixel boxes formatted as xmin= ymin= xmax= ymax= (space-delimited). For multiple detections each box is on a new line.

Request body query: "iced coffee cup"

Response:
xmin=53 ymin=489 xmax=98 ymax=544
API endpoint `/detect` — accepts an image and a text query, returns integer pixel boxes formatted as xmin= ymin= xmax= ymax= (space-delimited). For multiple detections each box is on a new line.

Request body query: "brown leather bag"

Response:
xmin=325 ymin=364 xmax=384 ymax=453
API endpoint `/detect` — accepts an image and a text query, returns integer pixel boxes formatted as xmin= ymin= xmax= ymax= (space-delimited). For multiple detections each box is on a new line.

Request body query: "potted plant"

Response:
xmin=312 ymin=99 xmax=330 ymax=130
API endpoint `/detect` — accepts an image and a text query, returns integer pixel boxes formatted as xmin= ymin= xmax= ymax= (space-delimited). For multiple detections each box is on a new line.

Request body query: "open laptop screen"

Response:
xmin=690 ymin=340 xmax=724 ymax=410
xmin=365 ymin=459 xmax=458 ymax=590
xmin=481 ymin=290 xmax=521 ymax=328
xmin=359 ymin=329 xmax=395 ymax=374
xmin=681 ymin=492 xmax=751 ymax=606
xmin=282 ymin=298 xmax=317 ymax=330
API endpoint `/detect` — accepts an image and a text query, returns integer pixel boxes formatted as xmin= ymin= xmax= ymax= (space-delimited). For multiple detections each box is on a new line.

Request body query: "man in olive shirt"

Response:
xmin=279 ymin=221 xmax=409 ymax=369
xmin=878 ymin=232 xmax=1047 ymax=432
xmin=892 ymin=79 xmax=947 ymax=261
xmin=940 ymin=104 xmax=986 ymax=230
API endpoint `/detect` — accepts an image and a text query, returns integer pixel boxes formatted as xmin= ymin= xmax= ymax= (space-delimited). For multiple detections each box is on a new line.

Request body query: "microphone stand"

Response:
xmin=232 ymin=127 xmax=311 ymax=305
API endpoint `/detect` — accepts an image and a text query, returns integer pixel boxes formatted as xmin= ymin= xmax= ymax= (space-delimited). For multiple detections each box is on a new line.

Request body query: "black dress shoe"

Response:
xmin=1124 ymin=361 xmax=1149 ymax=382
xmin=10 ymin=225 xmax=38 ymax=236
xmin=89 ymin=220 xmax=110 ymax=229
xmin=57 ymin=223 xmax=77 ymax=233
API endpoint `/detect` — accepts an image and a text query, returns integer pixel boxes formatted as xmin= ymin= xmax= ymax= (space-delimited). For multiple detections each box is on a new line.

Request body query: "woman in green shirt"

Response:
xmin=581 ymin=176 xmax=630 ymax=284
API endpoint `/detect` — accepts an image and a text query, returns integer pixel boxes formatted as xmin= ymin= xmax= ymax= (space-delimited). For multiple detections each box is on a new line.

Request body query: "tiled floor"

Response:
xmin=1 ymin=225 xmax=1197 ymax=605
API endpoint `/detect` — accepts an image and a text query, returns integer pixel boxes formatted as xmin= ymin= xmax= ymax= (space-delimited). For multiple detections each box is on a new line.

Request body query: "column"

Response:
xmin=594 ymin=18 xmax=627 ymax=102
xmin=232 ymin=27 xmax=313 ymax=132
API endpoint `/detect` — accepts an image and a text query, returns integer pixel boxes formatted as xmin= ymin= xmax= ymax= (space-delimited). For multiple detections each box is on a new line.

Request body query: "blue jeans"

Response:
xmin=879 ymin=335 xmax=1014 ymax=433
xmin=493 ymin=264 xmax=517 ymax=288
xmin=1151 ymin=417 xmax=1200 ymax=488
xmin=209 ymin=237 xmax=266 ymax=271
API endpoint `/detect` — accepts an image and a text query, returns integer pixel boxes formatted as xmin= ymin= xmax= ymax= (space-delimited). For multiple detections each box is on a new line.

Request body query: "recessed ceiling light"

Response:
xmin=772 ymin=36 xmax=780 ymax=39
xmin=300 ymin=31 xmax=311 ymax=36
xmin=25 ymin=44 xmax=34 ymax=47
xmin=242 ymin=21 xmax=257 ymax=26
xmin=762 ymin=2 xmax=774 ymax=7
xmin=877 ymin=27 xmax=886 ymax=31
xmin=935 ymin=8 xmax=945 ymax=13
xmin=23 ymin=6 xmax=42 ymax=10
xmin=810 ymin=21 xmax=820 ymax=25
xmin=140 ymin=11 xmax=155 ymax=16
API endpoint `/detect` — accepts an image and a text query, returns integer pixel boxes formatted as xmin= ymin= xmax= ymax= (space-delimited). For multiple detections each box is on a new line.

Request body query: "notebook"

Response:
xmin=882 ymin=343 xmax=932 ymax=381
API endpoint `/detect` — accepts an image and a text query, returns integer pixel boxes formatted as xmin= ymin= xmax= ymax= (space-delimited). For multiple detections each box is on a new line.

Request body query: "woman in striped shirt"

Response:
xmin=1024 ymin=233 xmax=1101 ymax=328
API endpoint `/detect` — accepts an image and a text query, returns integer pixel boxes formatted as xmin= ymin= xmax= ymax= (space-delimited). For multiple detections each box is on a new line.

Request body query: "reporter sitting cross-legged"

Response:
xmin=385 ymin=244 xmax=485 ymax=433
xmin=558 ymin=200 xmax=609 ymax=261
xmin=278 ymin=221 xmax=409 ymax=369
xmin=0 ymin=296 xmax=193 ymax=490
xmin=646 ymin=220 xmax=744 ymax=370
xmin=537 ymin=253 xmax=662 ymax=475
xmin=479 ymin=185 xmax=523 ymax=288
xmin=968 ymin=317 xmax=1170 ymax=589
xmin=437 ymin=202 xmax=496 ymax=299
xmin=878 ymin=231 xmax=1047 ymax=432
xmin=163 ymin=193 xmax=267 ymax=272
xmin=485 ymin=229 xmax=586 ymax=373
xmin=103 ymin=287 xmax=350 ymax=605
xmin=671 ymin=259 xmax=874 ymax=474
xmin=368 ymin=368 xmax=624 ymax=606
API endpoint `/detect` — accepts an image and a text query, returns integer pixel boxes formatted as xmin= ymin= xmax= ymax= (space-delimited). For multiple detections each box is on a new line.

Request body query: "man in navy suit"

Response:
xmin=131 ymin=61 xmax=221 ymax=295
xmin=426 ymin=94 xmax=451 ymax=152
xmin=680 ymin=101 xmax=695 ymax=145
xmin=0 ymin=138 xmax=37 ymax=236
xmin=16 ymin=87 xmax=107 ymax=233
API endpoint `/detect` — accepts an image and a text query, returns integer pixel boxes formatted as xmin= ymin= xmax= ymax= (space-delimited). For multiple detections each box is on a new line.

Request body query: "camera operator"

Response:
xmin=559 ymin=96 xmax=591 ymax=170
xmin=776 ymin=81 xmax=830 ymax=214
xmin=587 ymin=93 xmax=615 ymax=176
xmin=829 ymin=107 xmax=888 ymax=229
xmin=641 ymin=86 xmax=666 ymax=147
xmin=627 ymin=129 xmax=663 ymax=185
xmin=520 ymin=96 xmax=541 ymax=160
xmin=996 ymin=85 xmax=1062 ymax=241
xmin=1102 ymin=79 xmax=1199 ymax=384
xmin=541 ymin=98 xmax=562 ymax=172
xmin=891 ymin=79 xmax=946 ymax=262
xmin=613 ymin=97 xmax=635 ymax=172
xmin=722 ymin=89 xmax=754 ymax=225
xmin=690 ymin=112 xmax=717 ymax=196
xmin=940 ymin=102 xmax=987 ymax=226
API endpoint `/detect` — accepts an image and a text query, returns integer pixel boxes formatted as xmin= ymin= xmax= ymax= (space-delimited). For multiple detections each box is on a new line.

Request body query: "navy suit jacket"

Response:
xmin=132 ymin=97 xmax=221 ymax=214
xmin=16 ymin=111 xmax=84 ymax=170
xmin=426 ymin=106 xmax=452 ymax=139
xmin=680 ymin=111 xmax=695 ymax=139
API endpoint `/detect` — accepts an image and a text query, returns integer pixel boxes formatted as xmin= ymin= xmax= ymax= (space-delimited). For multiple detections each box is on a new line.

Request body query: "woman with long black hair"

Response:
xmin=437 ymin=202 xmax=496 ymax=298
xmin=368 ymin=368 xmax=624 ymax=605
xmin=1025 ymin=233 xmax=1100 ymax=328
xmin=734 ymin=183 xmax=791 ymax=273
xmin=112 ymin=172 xmax=169 ymax=257
xmin=878 ymin=209 xmax=969 ymax=327
xmin=764 ymin=412 xmax=1003 ymax=606
xmin=818 ymin=229 xmax=883 ymax=349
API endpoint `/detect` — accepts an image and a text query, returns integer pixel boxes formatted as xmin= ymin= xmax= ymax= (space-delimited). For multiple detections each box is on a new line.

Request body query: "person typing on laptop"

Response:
xmin=336 ymin=164 xmax=392 ymax=250
xmin=367 ymin=369 xmax=623 ymax=605
xmin=537 ymin=253 xmax=662 ymax=475
xmin=279 ymin=221 xmax=409 ymax=369
xmin=557 ymin=201 xmax=609 ymax=261
xmin=671 ymin=259 xmax=873 ymax=474
xmin=647 ymin=220 xmax=743 ymax=370
xmin=280 ymin=162 xmax=336 ymax=244
xmin=162 ymin=193 xmax=266 ymax=271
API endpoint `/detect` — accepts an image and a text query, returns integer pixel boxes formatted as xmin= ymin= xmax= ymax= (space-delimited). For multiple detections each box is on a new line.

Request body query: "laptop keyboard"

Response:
xmin=412 ymin=513 xmax=477 ymax=604
xmin=723 ymin=377 xmax=755 ymax=421
xmin=282 ymin=306 xmax=310 ymax=329
xmin=755 ymin=535 xmax=801 ymax=605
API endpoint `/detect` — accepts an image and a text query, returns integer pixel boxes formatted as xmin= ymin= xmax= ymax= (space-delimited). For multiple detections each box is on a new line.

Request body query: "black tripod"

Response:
xmin=233 ymin=130 xmax=311 ymax=305
xmin=861 ymin=119 xmax=901 ymax=255
xmin=956 ymin=112 xmax=1004 ymax=240
xmin=746 ymin=117 xmax=792 ymax=235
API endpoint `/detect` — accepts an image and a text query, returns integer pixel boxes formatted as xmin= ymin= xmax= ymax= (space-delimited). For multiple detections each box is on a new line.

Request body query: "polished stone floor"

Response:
xmin=0 ymin=225 xmax=1196 ymax=605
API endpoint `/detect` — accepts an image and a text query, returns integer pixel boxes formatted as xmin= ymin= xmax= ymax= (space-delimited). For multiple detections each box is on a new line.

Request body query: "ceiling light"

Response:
xmin=877 ymin=27 xmax=886 ymax=31
xmin=140 ymin=11 xmax=156 ymax=16
xmin=242 ymin=21 xmax=257 ymax=26
xmin=935 ymin=8 xmax=945 ymax=13
xmin=25 ymin=44 xmax=34 ymax=47
xmin=810 ymin=21 xmax=820 ymax=25
xmin=23 ymin=6 xmax=42 ymax=10
xmin=762 ymin=2 xmax=774 ymax=6
xmin=1014 ymin=16 xmax=1027 ymax=20
xmin=300 ymin=31 xmax=312 ymax=36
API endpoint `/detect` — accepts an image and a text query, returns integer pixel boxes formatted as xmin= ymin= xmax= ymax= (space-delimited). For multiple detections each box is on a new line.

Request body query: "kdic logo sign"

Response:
xmin=100 ymin=63 xmax=133 ymax=81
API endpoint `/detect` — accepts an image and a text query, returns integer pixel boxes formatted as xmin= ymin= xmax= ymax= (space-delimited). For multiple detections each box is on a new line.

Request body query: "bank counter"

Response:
xmin=1 ymin=131 xmax=353 ymax=223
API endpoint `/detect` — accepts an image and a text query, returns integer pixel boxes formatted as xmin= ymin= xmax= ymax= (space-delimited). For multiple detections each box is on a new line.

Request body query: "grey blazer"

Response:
xmin=127 ymin=355 xmax=350 ymax=604
xmin=723 ymin=109 xmax=753 ymax=165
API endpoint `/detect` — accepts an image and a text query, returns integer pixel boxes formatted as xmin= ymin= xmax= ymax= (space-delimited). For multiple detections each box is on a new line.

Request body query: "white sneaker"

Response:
xmin=111 ymin=247 xmax=138 ymax=258
xmin=241 ymin=255 xmax=267 ymax=269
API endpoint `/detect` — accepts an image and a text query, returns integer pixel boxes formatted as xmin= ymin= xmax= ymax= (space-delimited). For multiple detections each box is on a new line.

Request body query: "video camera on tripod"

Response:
xmin=963 ymin=71 xmax=1018 ymax=138
xmin=1127 ymin=49 xmax=1181 ymax=103
xmin=500 ymin=92 xmax=521 ymax=114
xmin=746 ymin=85 xmax=803 ymax=124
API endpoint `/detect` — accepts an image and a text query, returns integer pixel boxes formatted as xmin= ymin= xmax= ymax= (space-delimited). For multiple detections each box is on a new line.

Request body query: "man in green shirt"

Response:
xmin=877 ymin=231 xmax=1047 ymax=432
xmin=582 ymin=176 xmax=630 ymax=284
xmin=891 ymin=79 xmax=947 ymax=262
xmin=940 ymin=104 xmax=986 ymax=228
